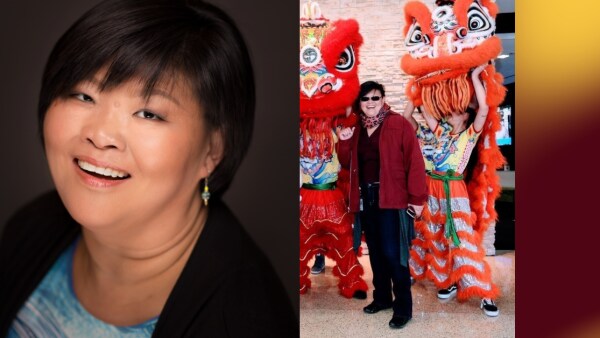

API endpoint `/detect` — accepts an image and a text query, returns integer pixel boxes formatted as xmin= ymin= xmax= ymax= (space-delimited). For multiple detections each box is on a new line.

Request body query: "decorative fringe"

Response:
xmin=457 ymin=283 xmax=500 ymax=302
xmin=410 ymin=190 xmax=500 ymax=300
xmin=300 ymin=188 xmax=348 ymax=229
xmin=332 ymin=264 xmax=368 ymax=298
xmin=300 ymin=117 xmax=335 ymax=159
xmin=300 ymin=209 xmax=367 ymax=297
xmin=421 ymin=73 xmax=471 ymax=119
xmin=466 ymin=65 xmax=507 ymax=235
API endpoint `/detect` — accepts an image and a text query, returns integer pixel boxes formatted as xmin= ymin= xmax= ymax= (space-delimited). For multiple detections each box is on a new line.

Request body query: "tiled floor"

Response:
xmin=300 ymin=250 xmax=515 ymax=338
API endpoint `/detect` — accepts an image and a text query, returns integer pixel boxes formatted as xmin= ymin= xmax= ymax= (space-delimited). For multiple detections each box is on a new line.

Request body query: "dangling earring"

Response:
xmin=202 ymin=176 xmax=211 ymax=206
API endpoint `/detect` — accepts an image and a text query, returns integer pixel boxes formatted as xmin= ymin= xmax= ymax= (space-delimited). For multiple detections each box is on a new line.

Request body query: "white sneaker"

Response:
xmin=481 ymin=298 xmax=499 ymax=317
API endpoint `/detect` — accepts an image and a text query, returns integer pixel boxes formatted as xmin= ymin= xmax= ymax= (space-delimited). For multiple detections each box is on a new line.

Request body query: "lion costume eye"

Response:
xmin=406 ymin=22 xmax=430 ymax=47
xmin=467 ymin=2 xmax=493 ymax=35
xmin=335 ymin=46 xmax=355 ymax=72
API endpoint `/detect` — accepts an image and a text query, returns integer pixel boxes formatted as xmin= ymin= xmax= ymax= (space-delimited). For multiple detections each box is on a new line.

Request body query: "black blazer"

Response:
xmin=0 ymin=191 xmax=298 ymax=337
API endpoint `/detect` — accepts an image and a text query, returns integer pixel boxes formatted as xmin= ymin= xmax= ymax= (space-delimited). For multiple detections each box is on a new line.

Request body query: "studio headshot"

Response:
xmin=0 ymin=0 xmax=299 ymax=336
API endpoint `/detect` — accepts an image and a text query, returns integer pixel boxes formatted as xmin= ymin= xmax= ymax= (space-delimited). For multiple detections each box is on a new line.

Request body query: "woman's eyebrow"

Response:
xmin=142 ymin=88 xmax=182 ymax=107
xmin=75 ymin=77 xmax=101 ymax=89
xmin=78 ymin=76 xmax=182 ymax=107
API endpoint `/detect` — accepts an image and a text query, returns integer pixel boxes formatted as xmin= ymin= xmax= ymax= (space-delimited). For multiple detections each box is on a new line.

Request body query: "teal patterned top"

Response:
xmin=8 ymin=241 xmax=157 ymax=338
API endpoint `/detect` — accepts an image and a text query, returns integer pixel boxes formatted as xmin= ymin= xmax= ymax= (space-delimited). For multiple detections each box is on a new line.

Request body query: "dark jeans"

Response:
xmin=353 ymin=213 xmax=361 ymax=254
xmin=360 ymin=183 xmax=412 ymax=317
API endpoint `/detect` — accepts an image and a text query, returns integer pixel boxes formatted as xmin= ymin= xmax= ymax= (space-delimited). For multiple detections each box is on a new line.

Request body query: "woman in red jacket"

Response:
xmin=337 ymin=81 xmax=427 ymax=330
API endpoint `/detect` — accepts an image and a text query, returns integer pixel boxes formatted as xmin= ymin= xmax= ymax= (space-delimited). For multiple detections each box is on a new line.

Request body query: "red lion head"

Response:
xmin=401 ymin=0 xmax=503 ymax=119
xmin=300 ymin=1 xmax=363 ymax=119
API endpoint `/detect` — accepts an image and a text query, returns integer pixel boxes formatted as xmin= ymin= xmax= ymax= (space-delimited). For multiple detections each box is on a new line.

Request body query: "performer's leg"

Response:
xmin=449 ymin=214 xmax=500 ymax=302
xmin=420 ymin=195 xmax=453 ymax=289
xmin=329 ymin=213 xmax=368 ymax=298
xmin=299 ymin=222 xmax=313 ymax=294
xmin=426 ymin=219 xmax=453 ymax=289
xmin=429 ymin=180 xmax=500 ymax=303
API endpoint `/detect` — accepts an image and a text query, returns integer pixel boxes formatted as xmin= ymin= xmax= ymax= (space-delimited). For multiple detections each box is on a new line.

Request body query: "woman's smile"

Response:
xmin=73 ymin=157 xmax=131 ymax=188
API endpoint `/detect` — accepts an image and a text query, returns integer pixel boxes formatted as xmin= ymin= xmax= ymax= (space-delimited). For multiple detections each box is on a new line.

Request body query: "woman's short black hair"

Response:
xmin=355 ymin=81 xmax=385 ymax=110
xmin=38 ymin=0 xmax=255 ymax=197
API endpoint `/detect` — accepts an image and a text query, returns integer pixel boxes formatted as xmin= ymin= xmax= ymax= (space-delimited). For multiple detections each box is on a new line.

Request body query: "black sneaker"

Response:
xmin=481 ymin=298 xmax=499 ymax=317
xmin=437 ymin=284 xmax=457 ymax=299
xmin=311 ymin=254 xmax=325 ymax=274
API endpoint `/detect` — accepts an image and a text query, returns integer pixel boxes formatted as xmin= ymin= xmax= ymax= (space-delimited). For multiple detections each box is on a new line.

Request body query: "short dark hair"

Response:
xmin=38 ymin=0 xmax=255 ymax=197
xmin=355 ymin=81 xmax=385 ymax=109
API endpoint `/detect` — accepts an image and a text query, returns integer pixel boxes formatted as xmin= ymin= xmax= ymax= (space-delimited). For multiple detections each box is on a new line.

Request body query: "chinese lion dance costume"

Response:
xmin=299 ymin=0 xmax=368 ymax=298
xmin=401 ymin=0 xmax=506 ymax=302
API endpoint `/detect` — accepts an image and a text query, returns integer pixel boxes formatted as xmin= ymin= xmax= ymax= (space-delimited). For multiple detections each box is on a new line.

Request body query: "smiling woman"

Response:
xmin=44 ymin=74 xmax=213 ymax=230
xmin=0 ymin=0 xmax=297 ymax=336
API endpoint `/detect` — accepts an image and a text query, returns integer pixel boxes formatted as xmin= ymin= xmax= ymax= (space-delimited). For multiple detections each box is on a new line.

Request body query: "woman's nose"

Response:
xmin=81 ymin=108 xmax=126 ymax=151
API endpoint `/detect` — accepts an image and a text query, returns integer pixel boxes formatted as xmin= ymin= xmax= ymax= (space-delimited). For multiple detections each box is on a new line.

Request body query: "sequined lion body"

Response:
xmin=401 ymin=0 xmax=506 ymax=301
xmin=299 ymin=1 xmax=368 ymax=298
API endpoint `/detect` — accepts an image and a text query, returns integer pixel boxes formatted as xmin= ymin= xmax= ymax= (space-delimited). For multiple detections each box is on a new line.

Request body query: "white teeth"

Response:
xmin=77 ymin=160 xmax=129 ymax=178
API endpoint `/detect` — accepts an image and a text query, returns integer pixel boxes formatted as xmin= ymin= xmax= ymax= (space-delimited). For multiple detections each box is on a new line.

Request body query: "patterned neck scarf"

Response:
xmin=361 ymin=103 xmax=390 ymax=129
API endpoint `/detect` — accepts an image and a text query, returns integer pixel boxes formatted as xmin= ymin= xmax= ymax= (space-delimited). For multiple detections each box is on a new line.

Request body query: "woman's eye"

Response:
xmin=134 ymin=110 xmax=164 ymax=121
xmin=71 ymin=93 xmax=94 ymax=102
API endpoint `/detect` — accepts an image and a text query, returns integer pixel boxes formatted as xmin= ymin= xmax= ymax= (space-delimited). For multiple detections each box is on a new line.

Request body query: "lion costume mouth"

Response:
xmin=402 ymin=35 xmax=501 ymax=81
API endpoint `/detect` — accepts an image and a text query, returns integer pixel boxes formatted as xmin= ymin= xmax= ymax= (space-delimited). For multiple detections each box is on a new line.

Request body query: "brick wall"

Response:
xmin=304 ymin=0 xmax=437 ymax=111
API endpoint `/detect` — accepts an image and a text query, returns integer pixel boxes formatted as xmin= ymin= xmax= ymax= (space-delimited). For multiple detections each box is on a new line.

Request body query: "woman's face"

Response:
xmin=359 ymin=89 xmax=384 ymax=118
xmin=44 ymin=72 xmax=219 ymax=229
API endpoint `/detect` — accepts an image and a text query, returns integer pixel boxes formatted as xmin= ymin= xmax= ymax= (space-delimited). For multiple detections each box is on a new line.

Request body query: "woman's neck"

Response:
xmin=72 ymin=194 xmax=207 ymax=326
xmin=366 ymin=124 xmax=380 ymax=136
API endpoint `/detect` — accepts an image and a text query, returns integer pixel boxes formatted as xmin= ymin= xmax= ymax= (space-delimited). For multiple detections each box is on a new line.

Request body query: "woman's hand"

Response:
xmin=337 ymin=126 xmax=355 ymax=141
xmin=408 ymin=204 xmax=424 ymax=218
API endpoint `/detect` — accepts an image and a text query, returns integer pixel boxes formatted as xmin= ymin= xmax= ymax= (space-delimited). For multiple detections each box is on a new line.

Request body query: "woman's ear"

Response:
xmin=199 ymin=129 xmax=224 ymax=179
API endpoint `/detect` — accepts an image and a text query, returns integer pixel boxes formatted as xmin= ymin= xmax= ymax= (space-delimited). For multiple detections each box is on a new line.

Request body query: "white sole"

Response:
xmin=437 ymin=290 xmax=457 ymax=299
xmin=482 ymin=308 xmax=500 ymax=317
xmin=481 ymin=302 xmax=500 ymax=317
xmin=483 ymin=310 xmax=499 ymax=317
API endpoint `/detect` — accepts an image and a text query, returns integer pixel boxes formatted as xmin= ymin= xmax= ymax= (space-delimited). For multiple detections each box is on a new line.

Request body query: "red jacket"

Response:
xmin=337 ymin=109 xmax=427 ymax=212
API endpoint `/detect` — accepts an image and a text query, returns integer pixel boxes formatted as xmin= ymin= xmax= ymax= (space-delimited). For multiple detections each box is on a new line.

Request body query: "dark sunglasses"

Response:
xmin=360 ymin=96 xmax=381 ymax=102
